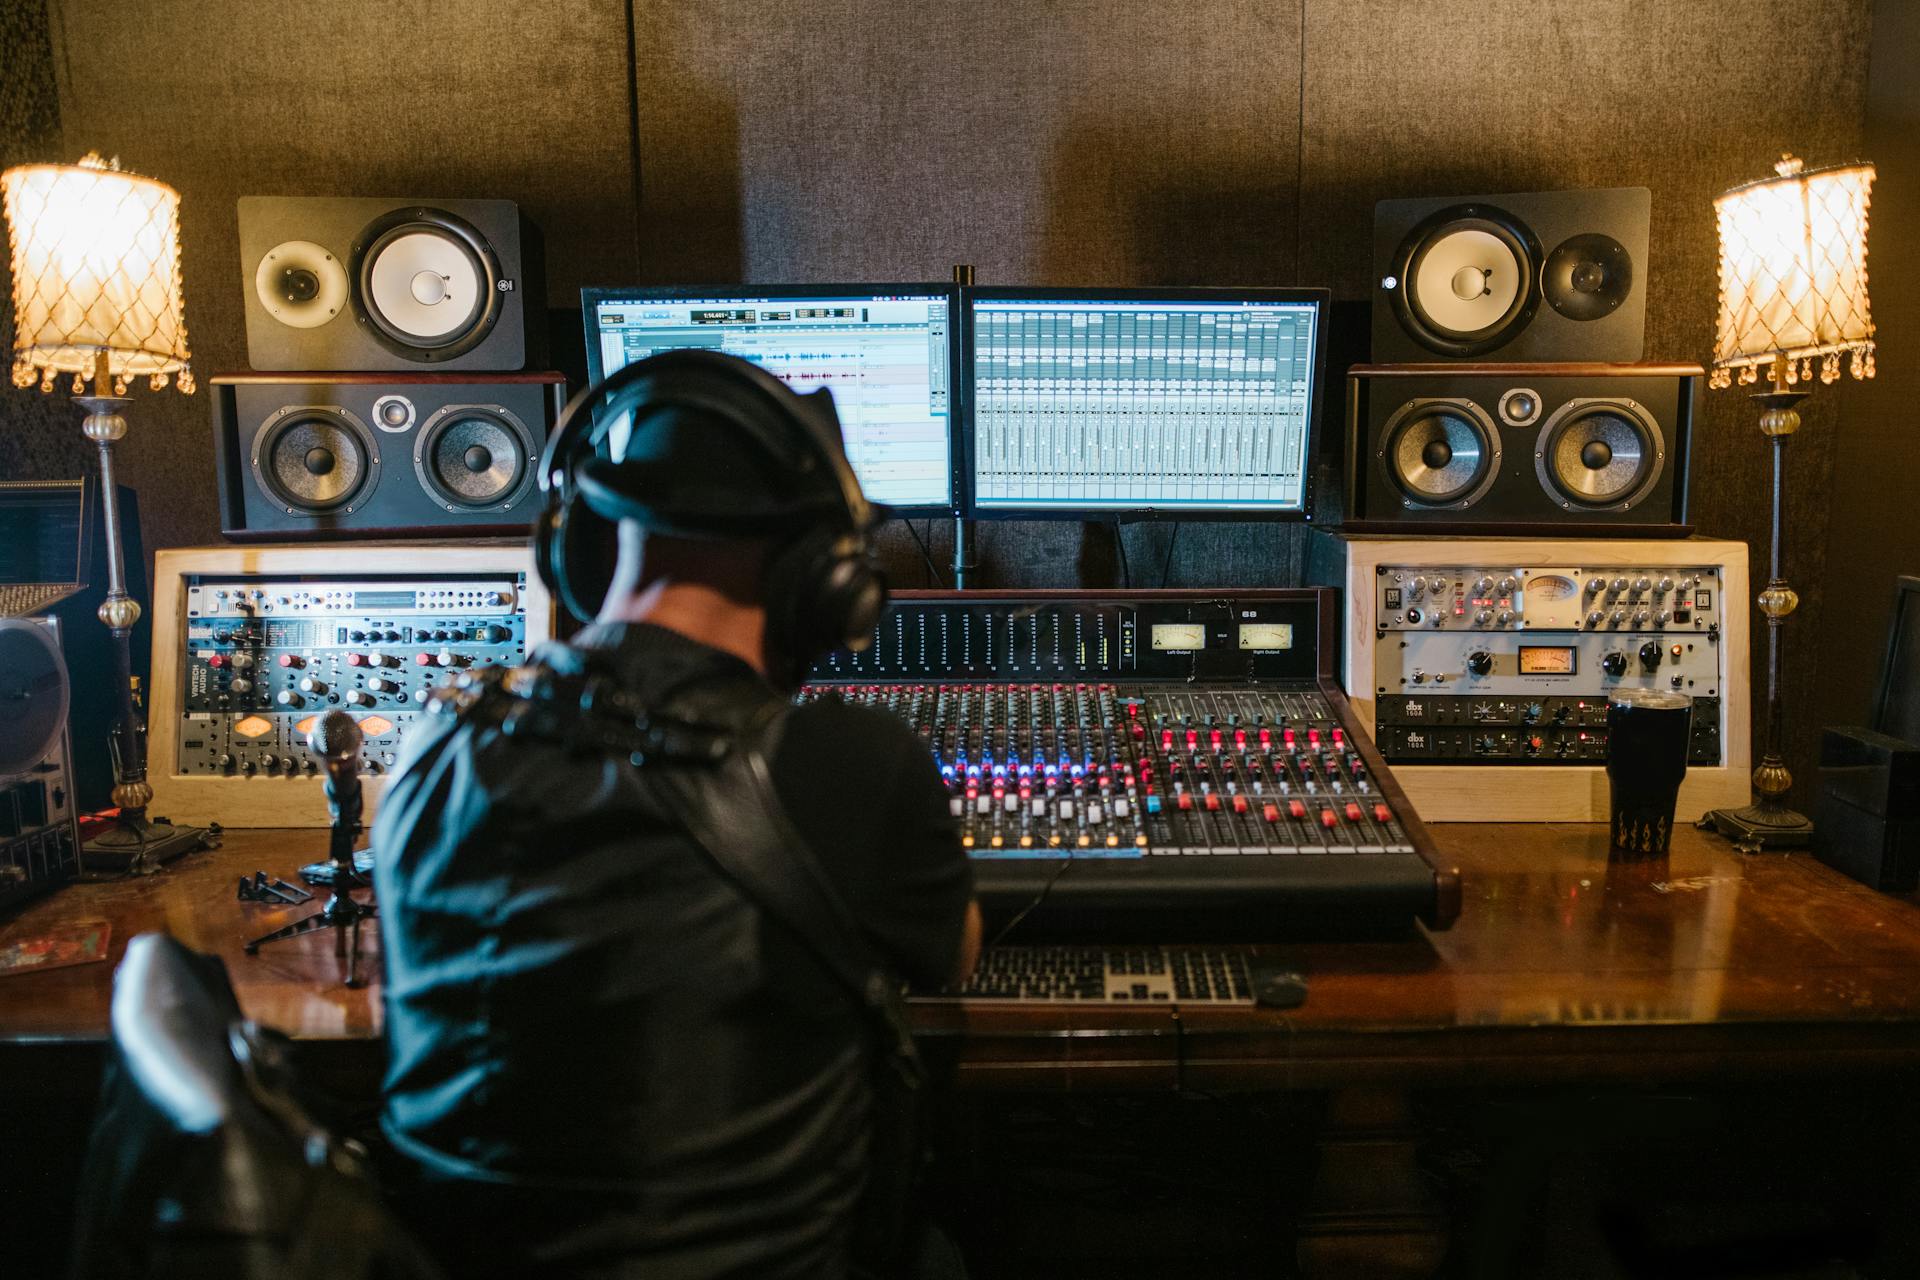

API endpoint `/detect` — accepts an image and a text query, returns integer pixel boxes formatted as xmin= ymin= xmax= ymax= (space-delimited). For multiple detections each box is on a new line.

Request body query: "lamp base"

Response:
xmin=1701 ymin=803 xmax=1814 ymax=852
xmin=82 ymin=813 xmax=212 ymax=875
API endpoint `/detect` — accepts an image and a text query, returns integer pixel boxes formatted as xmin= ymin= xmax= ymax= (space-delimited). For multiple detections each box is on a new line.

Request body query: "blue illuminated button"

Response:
xmin=1146 ymin=795 xmax=1162 ymax=814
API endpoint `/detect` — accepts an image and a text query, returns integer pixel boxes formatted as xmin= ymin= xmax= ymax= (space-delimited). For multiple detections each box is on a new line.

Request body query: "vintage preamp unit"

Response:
xmin=1310 ymin=533 xmax=1751 ymax=821
xmin=147 ymin=543 xmax=554 ymax=827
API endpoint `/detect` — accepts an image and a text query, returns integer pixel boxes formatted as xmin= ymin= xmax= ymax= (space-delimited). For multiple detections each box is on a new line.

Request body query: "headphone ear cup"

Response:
xmin=763 ymin=529 xmax=887 ymax=666
xmin=545 ymin=499 xmax=620 ymax=625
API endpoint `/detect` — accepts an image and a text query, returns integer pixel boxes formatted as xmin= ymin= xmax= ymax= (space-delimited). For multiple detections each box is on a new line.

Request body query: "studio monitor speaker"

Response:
xmin=1343 ymin=363 xmax=1697 ymax=536
xmin=238 ymin=196 xmax=545 ymax=371
xmin=212 ymin=373 xmax=565 ymax=539
xmin=1372 ymin=187 xmax=1650 ymax=363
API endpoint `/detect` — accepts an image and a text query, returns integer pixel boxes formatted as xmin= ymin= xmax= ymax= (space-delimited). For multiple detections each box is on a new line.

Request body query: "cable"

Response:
xmin=904 ymin=518 xmax=944 ymax=587
xmin=983 ymin=856 xmax=1075 ymax=950
xmin=1159 ymin=522 xmax=1182 ymax=588
xmin=1111 ymin=520 xmax=1130 ymax=588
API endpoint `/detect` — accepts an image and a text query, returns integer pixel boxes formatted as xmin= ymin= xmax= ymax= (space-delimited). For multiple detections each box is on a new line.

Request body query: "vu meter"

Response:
xmin=1151 ymin=623 xmax=1208 ymax=651
xmin=1517 ymin=646 xmax=1576 ymax=675
xmin=1239 ymin=623 xmax=1294 ymax=650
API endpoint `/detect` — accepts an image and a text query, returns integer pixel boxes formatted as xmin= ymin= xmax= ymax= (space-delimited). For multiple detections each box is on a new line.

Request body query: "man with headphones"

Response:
xmin=372 ymin=349 xmax=981 ymax=1278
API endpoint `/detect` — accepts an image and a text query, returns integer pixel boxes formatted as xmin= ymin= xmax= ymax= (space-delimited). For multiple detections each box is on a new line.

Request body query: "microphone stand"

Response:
xmin=244 ymin=712 xmax=379 ymax=988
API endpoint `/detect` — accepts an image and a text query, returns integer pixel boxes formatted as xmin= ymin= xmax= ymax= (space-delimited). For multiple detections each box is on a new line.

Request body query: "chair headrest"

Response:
xmin=110 ymin=933 xmax=248 ymax=1134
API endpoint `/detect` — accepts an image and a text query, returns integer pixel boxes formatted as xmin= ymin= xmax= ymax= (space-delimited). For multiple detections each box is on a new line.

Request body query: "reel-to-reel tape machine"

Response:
xmin=0 ymin=617 xmax=81 ymax=915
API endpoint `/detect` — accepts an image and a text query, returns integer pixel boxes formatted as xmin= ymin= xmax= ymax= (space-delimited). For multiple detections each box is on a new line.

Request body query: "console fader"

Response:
xmin=803 ymin=590 xmax=1456 ymax=940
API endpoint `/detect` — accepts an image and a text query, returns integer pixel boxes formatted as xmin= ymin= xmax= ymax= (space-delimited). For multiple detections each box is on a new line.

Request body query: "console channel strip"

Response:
xmin=802 ymin=590 xmax=1457 ymax=940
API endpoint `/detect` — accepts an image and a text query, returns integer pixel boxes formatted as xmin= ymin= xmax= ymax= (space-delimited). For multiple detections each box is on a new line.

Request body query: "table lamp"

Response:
xmin=2 ymin=152 xmax=204 ymax=871
xmin=1703 ymin=153 xmax=1876 ymax=850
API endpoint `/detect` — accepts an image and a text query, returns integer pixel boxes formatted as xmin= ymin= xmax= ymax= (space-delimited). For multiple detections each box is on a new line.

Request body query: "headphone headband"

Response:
xmin=534 ymin=348 xmax=890 ymax=658
xmin=540 ymin=348 xmax=874 ymax=538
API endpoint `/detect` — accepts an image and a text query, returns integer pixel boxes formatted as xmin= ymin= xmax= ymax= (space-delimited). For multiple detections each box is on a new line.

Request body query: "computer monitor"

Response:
xmin=964 ymin=287 xmax=1328 ymax=518
xmin=580 ymin=285 xmax=961 ymax=514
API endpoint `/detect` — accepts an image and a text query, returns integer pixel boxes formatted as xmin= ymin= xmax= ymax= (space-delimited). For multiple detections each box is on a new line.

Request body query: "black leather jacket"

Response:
xmin=373 ymin=623 xmax=969 ymax=1279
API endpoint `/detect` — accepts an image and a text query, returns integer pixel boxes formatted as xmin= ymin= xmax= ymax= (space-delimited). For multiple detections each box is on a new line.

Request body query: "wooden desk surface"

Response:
xmin=6 ymin=825 xmax=1920 ymax=1090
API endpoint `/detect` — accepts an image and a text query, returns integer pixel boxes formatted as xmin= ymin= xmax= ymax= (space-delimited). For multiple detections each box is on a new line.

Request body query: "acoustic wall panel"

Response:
xmin=44 ymin=0 xmax=639 ymax=557
xmin=628 ymin=0 xmax=1306 ymax=286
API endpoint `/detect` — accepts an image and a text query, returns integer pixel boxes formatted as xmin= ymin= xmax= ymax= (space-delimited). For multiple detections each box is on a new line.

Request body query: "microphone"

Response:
xmin=307 ymin=710 xmax=364 ymax=836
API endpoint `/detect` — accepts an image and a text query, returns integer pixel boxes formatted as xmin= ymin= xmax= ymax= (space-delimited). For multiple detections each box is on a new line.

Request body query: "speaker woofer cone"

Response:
xmin=1381 ymin=398 xmax=1501 ymax=508
xmin=252 ymin=407 xmax=377 ymax=515
xmin=1534 ymin=397 xmax=1664 ymax=509
xmin=351 ymin=207 xmax=504 ymax=361
xmin=1389 ymin=204 xmax=1543 ymax=357
xmin=413 ymin=404 xmax=534 ymax=511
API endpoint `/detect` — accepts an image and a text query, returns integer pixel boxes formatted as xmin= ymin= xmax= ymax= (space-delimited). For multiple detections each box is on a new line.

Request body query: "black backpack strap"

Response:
xmin=662 ymin=699 xmax=924 ymax=1088
xmin=434 ymin=657 xmax=921 ymax=1081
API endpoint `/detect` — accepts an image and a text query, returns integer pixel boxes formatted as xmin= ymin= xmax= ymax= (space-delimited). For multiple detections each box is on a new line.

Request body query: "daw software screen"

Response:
xmin=968 ymin=293 xmax=1322 ymax=515
xmin=584 ymin=288 xmax=956 ymax=510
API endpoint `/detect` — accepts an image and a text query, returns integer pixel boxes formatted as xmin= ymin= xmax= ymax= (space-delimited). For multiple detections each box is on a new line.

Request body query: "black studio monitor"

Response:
xmin=1372 ymin=187 xmax=1650 ymax=364
xmin=1343 ymin=362 xmax=1696 ymax=536
xmin=237 ymin=196 xmax=545 ymax=372
xmin=212 ymin=373 xmax=565 ymax=540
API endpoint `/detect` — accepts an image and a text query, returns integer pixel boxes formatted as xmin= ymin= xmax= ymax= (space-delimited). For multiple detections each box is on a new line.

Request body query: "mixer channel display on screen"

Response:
xmin=969 ymin=294 xmax=1320 ymax=514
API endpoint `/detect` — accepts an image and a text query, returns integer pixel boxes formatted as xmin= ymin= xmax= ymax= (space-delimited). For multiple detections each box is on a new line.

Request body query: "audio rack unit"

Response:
xmin=802 ymin=589 xmax=1457 ymax=940
xmin=148 ymin=543 xmax=554 ymax=827
xmin=1310 ymin=533 xmax=1750 ymax=822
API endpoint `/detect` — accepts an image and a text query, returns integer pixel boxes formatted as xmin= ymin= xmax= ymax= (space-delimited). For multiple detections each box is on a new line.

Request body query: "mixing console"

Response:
xmin=804 ymin=591 xmax=1455 ymax=940
xmin=801 ymin=684 xmax=1412 ymax=857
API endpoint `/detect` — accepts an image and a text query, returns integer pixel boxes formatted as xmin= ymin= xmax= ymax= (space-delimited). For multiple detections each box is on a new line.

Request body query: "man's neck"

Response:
xmin=599 ymin=579 xmax=769 ymax=676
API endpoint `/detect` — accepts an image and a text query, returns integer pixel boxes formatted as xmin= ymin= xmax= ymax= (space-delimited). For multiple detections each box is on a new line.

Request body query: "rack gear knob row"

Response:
xmin=147 ymin=544 xmax=553 ymax=828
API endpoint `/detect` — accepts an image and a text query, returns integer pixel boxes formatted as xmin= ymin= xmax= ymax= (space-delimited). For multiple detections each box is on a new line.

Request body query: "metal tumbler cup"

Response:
xmin=1605 ymin=688 xmax=1693 ymax=859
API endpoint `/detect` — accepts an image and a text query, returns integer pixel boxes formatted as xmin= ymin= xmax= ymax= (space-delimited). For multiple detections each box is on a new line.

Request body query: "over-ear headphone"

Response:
xmin=534 ymin=349 xmax=887 ymax=675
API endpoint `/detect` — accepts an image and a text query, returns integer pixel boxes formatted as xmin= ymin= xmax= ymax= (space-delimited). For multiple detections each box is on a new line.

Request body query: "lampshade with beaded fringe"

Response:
xmin=1 ymin=152 xmax=194 ymax=397
xmin=1711 ymin=153 xmax=1875 ymax=391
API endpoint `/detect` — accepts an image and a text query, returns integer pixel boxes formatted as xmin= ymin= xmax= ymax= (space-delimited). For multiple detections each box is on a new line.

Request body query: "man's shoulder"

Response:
xmin=784 ymin=694 xmax=927 ymax=759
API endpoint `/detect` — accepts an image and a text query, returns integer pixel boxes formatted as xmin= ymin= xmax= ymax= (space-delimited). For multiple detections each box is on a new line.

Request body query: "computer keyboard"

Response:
xmin=939 ymin=945 xmax=1255 ymax=1004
